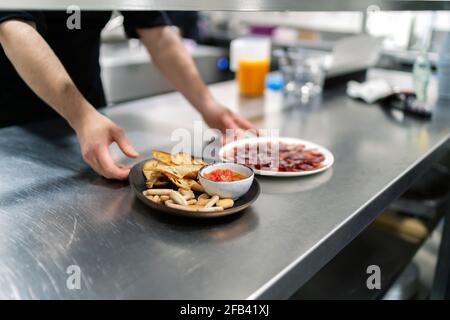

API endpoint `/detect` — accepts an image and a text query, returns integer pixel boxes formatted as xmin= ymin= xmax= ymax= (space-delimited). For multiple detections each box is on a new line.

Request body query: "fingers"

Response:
xmin=230 ymin=113 xmax=261 ymax=137
xmin=221 ymin=110 xmax=259 ymax=143
xmin=230 ymin=112 xmax=257 ymax=131
xmin=95 ymin=146 xmax=130 ymax=180
xmin=77 ymin=115 xmax=136 ymax=180
xmin=222 ymin=111 xmax=240 ymax=130
xmin=111 ymin=127 xmax=139 ymax=159
xmin=224 ymin=109 xmax=259 ymax=135
xmin=83 ymin=146 xmax=130 ymax=180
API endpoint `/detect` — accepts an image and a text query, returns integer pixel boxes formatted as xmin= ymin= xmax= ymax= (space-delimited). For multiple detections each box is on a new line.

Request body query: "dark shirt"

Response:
xmin=166 ymin=11 xmax=199 ymax=41
xmin=0 ymin=10 xmax=169 ymax=127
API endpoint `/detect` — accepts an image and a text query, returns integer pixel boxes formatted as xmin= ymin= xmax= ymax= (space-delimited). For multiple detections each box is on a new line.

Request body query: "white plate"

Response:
xmin=219 ymin=137 xmax=334 ymax=177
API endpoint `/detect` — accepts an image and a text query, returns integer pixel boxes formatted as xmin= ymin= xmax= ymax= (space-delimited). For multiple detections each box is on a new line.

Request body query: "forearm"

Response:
xmin=138 ymin=26 xmax=216 ymax=113
xmin=0 ymin=20 xmax=95 ymax=129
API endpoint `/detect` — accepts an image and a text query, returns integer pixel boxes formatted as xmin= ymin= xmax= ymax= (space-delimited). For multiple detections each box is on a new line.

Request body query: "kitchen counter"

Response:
xmin=0 ymin=69 xmax=449 ymax=299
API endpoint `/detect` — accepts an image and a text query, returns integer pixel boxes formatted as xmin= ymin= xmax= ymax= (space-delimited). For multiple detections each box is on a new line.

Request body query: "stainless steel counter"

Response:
xmin=0 ymin=69 xmax=449 ymax=299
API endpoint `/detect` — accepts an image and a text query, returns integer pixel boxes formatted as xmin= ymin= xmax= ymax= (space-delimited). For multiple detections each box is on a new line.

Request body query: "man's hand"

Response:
xmin=73 ymin=110 xmax=139 ymax=180
xmin=0 ymin=19 xmax=140 ymax=180
xmin=138 ymin=27 xmax=257 ymax=136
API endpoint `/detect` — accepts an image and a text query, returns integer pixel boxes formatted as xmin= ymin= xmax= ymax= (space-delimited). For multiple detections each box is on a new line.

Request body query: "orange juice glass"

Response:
xmin=237 ymin=59 xmax=270 ymax=96
xmin=230 ymin=37 xmax=271 ymax=96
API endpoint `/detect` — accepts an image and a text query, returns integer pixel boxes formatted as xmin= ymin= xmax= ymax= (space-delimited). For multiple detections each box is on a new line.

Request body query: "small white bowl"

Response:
xmin=198 ymin=163 xmax=254 ymax=200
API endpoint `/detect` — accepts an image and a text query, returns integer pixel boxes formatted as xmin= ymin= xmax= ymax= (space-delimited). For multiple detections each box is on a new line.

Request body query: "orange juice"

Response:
xmin=237 ymin=59 xmax=270 ymax=96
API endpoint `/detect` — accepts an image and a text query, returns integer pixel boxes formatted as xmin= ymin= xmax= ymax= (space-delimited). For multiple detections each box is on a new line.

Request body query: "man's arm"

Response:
xmin=0 ymin=20 xmax=91 ymax=128
xmin=0 ymin=20 xmax=138 ymax=179
xmin=137 ymin=26 xmax=255 ymax=133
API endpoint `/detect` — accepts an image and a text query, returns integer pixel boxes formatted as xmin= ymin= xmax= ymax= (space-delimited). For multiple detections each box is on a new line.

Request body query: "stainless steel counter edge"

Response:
xmin=248 ymin=135 xmax=450 ymax=299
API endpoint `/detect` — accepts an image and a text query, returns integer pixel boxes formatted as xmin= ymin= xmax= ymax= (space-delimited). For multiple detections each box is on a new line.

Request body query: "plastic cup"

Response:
xmin=230 ymin=38 xmax=271 ymax=96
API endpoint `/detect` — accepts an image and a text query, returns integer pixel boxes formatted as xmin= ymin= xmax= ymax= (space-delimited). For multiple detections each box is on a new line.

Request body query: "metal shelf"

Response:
xmin=290 ymin=215 xmax=438 ymax=300
xmin=0 ymin=0 xmax=450 ymax=11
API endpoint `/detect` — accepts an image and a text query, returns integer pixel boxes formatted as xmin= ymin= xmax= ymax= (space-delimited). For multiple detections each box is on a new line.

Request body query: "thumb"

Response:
xmin=112 ymin=127 xmax=139 ymax=158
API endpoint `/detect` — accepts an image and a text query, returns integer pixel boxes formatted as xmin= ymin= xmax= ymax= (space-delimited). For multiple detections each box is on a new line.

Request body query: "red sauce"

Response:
xmin=203 ymin=169 xmax=247 ymax=182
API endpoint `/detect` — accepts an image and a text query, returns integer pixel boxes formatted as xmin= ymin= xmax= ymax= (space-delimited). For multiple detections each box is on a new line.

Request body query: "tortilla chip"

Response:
xmin=152 ymin=163 xmax=202 ymax=180
xmin=145 ymin=177 xmax=159 ymax=189
xmin=152 ymin=150 xmax=174 ymax=165
xmin=186 ymin=179 xmax=205 ymax=192
xmin=146 ymin=149 xmax=205 ymax=191
xmin=143 ymin=160 xmax=161 ymax=189
xmin=145 ymin=171 xmax=162 ymax=189
xmin=167 ymin=176 xmax=191 ymax=190
xmin=153 ymin=164 xmax=182 ymax=179
xmin=143 ymin=159 xmax=158 ymax=171
xmin=193 ymin=158 xmax=207 ymax=165
xmin=172 ymin=152 xmax=192 ymax=165
xmin=154 ymin=177 xmax=169 ymax=187
xmin=174 ymin=164 xmax=203 ymax=179
xmin=143 ymin=169 xmax=159 ymax=180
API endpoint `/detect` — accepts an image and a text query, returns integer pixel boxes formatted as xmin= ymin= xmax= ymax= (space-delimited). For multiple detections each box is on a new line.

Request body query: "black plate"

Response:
xmin=129 ymin=159 xmax=260 ymax=218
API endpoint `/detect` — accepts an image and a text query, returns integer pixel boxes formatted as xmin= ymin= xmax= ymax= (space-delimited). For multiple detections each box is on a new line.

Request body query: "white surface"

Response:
xmin=219 ymin=136 xmax=334 ymax=177
xmin=221 ymin=11 xmax=363 ymax=34
xmin=328 ymin=34 xmax=383 ymax=77
xmin=346 ymin=78 xmax=393 ymax=104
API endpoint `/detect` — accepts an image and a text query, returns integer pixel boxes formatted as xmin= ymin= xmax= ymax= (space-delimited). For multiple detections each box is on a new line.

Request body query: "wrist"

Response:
xmin=187 ymin=86 xmax=217 ymax=115
xmin=67 ymin=102 xmax=98 ymax=133
xmin=194 ymin=90 xmax=218 ymax=115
